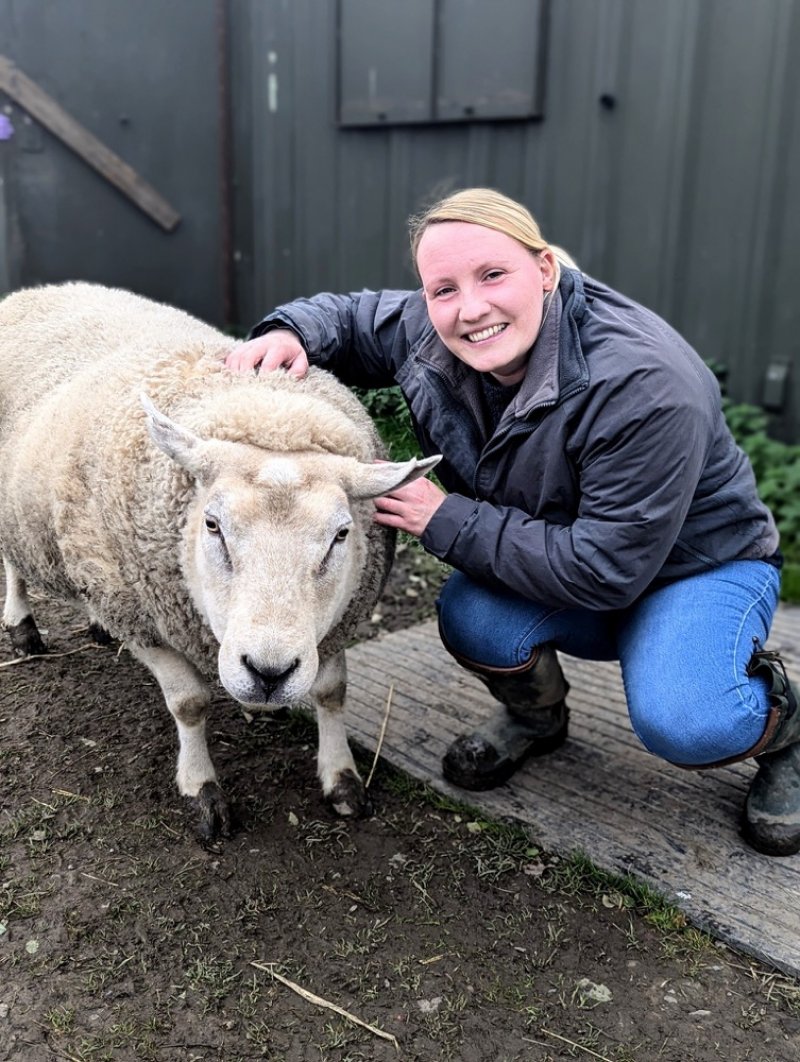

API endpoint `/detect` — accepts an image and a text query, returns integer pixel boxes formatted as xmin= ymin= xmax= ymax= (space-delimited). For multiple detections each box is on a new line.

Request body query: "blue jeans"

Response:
xmin=436 ymin=562 xmax=781 ymax=766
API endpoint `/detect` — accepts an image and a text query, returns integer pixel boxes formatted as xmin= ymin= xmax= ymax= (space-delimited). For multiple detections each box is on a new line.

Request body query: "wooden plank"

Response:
xmin=0 ymin=54 xmax=180 ymax=232
xmin=345 ymin=609 xmax=800 ymax=978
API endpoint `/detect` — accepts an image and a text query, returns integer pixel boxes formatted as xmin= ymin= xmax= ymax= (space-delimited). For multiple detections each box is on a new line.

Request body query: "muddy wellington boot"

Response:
xmin=742 ymin=647 xmax=800 ymax=857
xmin=442 ymin=645 xmax=569 ymax=791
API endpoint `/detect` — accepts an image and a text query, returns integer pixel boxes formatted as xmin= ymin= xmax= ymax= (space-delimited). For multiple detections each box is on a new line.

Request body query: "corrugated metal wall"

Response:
xmin=2 ymin=1 xmax=798 ymax=437
xmin=231 ymin=0 xmax=800 ymax=440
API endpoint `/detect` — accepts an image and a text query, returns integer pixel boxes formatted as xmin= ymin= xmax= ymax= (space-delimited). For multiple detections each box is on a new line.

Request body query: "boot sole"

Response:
xmin=741 ymin=817 xmax=800 ymax=857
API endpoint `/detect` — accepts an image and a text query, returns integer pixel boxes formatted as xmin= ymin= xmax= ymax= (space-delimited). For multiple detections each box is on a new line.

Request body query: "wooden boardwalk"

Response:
xmin=344 ymin=605 xmax=800 ymax=979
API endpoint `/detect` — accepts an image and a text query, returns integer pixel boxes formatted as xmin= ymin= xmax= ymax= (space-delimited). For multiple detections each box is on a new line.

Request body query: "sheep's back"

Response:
xmin=0 ymin=282 xmax=382 ymax=461
xmin=0 ymin=282 xmax=227 ymax=431
xmin=0 ymin=282 xmax=394 ymax=670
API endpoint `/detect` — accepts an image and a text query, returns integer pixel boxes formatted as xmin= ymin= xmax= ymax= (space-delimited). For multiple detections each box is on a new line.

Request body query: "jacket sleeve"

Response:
xmin=420 ymin=373 xmax=715 ymax=610
xmin=249 ymin=289 xmax=422 ymax=389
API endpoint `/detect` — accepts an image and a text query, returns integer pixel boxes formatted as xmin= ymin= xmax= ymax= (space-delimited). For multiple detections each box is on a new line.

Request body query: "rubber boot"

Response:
xmin=742 ymin=647 xmax=800 ymax=856
xmin=442 ymin=645 xmax=569 ymax=791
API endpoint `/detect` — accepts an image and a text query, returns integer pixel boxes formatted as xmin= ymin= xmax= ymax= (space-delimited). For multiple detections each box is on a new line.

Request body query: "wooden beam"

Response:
xmin=0 ymin=54 xmax=181 ymax=232
xmin=0 ymin=130 xmax=12 ymax=293
xmin=345 ymin=614 xmax=800 ymax=978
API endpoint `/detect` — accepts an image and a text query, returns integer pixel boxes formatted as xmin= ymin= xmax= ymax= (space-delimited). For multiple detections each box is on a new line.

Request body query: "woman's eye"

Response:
xmin=485 ymin=270 xmax=504 ymax=281
xmin=205 ymin=516 xmax=221 ymax=535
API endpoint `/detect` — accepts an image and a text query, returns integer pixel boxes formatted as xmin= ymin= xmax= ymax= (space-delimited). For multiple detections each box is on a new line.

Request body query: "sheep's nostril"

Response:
xmin=241 ymin=655 xmax=300 ymax=697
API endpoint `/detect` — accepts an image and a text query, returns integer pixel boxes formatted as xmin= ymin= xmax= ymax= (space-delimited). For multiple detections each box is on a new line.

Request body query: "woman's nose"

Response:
xmin=458 ymin=292 xmax=490 ymax=322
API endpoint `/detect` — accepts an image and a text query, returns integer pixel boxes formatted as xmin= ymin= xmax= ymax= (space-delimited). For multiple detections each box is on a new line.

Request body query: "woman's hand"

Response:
xmin=373 ymin=476 xmax=447 ymax=538
xmin=226 ymin=328 xmax=309 ymax=378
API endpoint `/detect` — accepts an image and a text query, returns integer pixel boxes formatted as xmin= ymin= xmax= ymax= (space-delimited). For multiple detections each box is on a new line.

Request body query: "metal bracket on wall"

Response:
xmin=0 ymin=54 xmax=181 ymax=232
xmin=762 ymin=361 xmax=790 ymax=413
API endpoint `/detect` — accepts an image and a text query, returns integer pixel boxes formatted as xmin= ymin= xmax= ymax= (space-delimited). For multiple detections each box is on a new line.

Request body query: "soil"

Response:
xmin=1 ymin=544 xmax=799 ymax=1062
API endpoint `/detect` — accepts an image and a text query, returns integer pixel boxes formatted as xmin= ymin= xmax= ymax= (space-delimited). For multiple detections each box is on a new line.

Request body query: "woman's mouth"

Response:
xmin=464 ymin=323 xmax=507 ymax=343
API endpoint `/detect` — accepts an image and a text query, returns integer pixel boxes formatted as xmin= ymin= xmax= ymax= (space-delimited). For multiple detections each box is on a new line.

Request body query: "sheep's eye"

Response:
xmin=205 ymin=516 xmax=221 ymax=535
xmin=319 ymin=526 xmax=350 ymax=576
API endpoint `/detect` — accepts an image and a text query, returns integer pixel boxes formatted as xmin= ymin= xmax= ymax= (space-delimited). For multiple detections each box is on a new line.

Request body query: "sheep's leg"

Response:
xmin=86 ymin=607 xmax=114 ymax=646
xmin=129 ymin=642 xmax=232 ymax=841
xmin=2 ymin=556 xmax=47 ymax=657
xmin=312 ymin=651 xmax=371 ymax=818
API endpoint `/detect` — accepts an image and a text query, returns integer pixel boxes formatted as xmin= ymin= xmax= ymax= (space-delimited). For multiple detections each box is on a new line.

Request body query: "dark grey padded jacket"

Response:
xmin=251 ymin=268 xmax=779 ymax=611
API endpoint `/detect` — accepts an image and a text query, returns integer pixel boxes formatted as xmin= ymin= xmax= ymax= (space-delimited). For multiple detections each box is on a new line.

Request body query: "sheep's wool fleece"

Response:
xmin=0 ymin=282 xmax=394 ymax=675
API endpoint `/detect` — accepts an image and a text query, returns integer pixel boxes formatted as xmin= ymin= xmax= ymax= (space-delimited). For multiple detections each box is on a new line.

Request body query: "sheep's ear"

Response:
xmin=140 ymin=393 xmax=205 ymax=474
xmin=345 ymin=454 xmax=442 ymax=500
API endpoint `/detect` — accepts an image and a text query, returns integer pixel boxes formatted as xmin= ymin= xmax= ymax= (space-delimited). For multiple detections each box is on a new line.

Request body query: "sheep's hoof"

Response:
xmin=326 ymin=770 xmax=373 ymax=819
xmin=6 ymin=616 xmax=47 ymax=657
xmin=88 ymin=621 xmax=114 ymax=646
xmin=188 ymin=781 xmax=233 ymax=843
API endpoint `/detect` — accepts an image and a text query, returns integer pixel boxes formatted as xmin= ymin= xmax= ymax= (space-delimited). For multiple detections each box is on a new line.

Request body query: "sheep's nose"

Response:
xmin=242 ymin=655 xmax=300 ymax=699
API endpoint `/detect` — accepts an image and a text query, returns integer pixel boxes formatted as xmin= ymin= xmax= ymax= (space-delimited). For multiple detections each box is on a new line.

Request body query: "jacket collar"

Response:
xmin=511 ymin=287 xmax=563 ymax=417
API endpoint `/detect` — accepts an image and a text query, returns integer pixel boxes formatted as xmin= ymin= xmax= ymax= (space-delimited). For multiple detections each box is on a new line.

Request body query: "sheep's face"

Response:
xmin=186 ymin=460 xmax=367 ymax=705
xmin=142 ymin=396 xmax=440 ymax=706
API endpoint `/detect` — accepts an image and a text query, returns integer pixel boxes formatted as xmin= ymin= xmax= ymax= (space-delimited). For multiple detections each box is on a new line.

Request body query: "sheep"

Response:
xmin=0 ymin=282 xmax=439 ymax=840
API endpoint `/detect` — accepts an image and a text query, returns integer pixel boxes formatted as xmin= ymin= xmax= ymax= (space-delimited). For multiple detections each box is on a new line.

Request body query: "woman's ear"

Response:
xmin=539 ymin=248 xmax=558 ymax=292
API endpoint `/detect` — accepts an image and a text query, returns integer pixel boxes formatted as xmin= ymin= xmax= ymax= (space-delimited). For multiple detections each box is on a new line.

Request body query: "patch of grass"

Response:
xmin=0 ymin=872 xmax=54 ymax=921
xmin=0 ymin=792 xmax=97 ymax=865
xmin=314 ymin=1017 xmax=368 ymax=1053
xmin=542 ymin=850 xmax=714 ymax=963
xmin=234 ymin=972 xmax=267 ymax=1021
xmin=80 ymin=948 xmax=136 ymax=994
xmin=45 ymin=1004 xmax=76 ymax=1035
xmin=380 ymin=764 xmax=480 ymax=816
xmin=237 ymin=881 xmax=281 ymax=928
xmin=299 ymin=818 xmax=358 ymax=859
xmin=0 ymin=800 xmax=55 ymax=843
xmin=381 ymin=768 xmax=542 ymax=883
xmin=454 ymin=818 xmax=539 ymax=882
xmin=57 ymin=1014 xmax=171 ymax=1062
xmin=418 ymin=991 xmax=470 ymax=1045
xmin=332 ymin=918 xmax=391 ymax=958
xmin=736 ymin=962 xmax=800 ymax=1015
xmin=182 ymin=954 xmax=241 ymax=1013
xmin=59 ymin=1039 xmax=114 ymax=1062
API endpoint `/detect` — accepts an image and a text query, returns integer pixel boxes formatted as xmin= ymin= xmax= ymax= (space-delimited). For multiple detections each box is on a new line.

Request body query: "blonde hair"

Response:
xmin=409 ymin=188 xmax=542 ymax=256
xmin=408 ymin=187 xmax=577 ymax=281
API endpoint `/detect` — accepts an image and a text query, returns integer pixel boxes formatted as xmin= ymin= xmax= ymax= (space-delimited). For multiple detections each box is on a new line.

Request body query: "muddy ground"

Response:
xmin=1 ymin=545 xmax=799 ymax=1062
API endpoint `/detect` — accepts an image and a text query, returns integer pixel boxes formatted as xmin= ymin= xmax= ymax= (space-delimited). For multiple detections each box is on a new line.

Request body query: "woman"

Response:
xmin=227 ymin=188 xmax=798 ymax=857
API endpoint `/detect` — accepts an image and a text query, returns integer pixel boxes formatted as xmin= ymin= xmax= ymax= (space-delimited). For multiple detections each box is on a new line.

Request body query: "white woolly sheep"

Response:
xmin=0 ymin=282 xmax=438 ymax=839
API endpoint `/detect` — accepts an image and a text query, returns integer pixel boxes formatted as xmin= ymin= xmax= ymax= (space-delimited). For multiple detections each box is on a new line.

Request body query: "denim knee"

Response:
xmin=628 ymin=694 xmax=767 ymax=766
xmin=436 ymin=572 xmax=548 ymax=670
xmin=437 ymin=571 xmax=621 ymax=667
xmin=619 ymin=560 xmax=780 ymax=765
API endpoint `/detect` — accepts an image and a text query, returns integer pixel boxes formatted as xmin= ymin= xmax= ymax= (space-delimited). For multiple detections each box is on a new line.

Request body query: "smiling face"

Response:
xmin=416 ymin=221 xmax=557 ymax=386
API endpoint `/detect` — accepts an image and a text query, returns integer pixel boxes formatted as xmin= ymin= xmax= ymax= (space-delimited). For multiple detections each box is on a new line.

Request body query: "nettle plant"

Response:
xmin=355 ymin=386 xmax=418 ymax=459
xmin=721 ymin=398 xmax=800 ymax=601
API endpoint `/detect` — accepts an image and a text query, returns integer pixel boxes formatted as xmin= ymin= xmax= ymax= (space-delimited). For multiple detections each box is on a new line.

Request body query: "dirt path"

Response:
xmin=1 ymin=550 xmax=799 ymax=1061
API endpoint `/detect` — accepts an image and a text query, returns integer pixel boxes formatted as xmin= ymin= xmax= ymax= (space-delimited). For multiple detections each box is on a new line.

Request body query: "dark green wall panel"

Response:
xmin=0 ymin=0 xmax=225 ymax=325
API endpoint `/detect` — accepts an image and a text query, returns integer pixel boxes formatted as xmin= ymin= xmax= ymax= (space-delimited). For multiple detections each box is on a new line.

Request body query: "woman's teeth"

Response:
xmin=466 ymin=324 xmax=506 ymax=343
